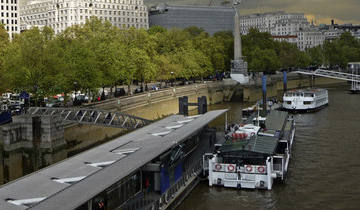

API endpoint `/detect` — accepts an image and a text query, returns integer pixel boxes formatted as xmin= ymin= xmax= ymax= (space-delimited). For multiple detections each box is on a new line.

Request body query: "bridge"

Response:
xmin=26 ymin=107 xmax=152 ymax=130
xmin=295 ymin=69 xmax=360 ymax=82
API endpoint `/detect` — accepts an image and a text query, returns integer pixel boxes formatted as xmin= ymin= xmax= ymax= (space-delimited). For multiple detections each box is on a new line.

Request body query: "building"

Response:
xmin=20 ymin=0 xmax=149 ymax=34
xmin=0 ymin=0 xmax=20 ymax=39
xmin=239 ymin=11 xmax=327 ymax=51
xmin=239 ymin=11 xmax=309 ymax=36
xmin=296 ymin=27 xmax=325 ymax=51
xmin=149 ymin=5 xmax=234 ymax=35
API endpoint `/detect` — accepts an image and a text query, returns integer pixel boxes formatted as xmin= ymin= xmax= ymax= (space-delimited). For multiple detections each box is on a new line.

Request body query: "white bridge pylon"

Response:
xmin=295 ymin=69 xmax=360 ymax=82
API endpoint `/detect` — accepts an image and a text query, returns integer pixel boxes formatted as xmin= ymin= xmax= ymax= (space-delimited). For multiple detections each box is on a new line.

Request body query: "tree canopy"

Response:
xmin=1 ymin=19 xmax=359 ymax=97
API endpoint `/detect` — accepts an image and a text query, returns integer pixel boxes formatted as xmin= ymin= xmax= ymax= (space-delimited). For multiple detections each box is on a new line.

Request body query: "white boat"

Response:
xmin=203 ymin=110 xmax=295 ymax=190
xmin=282 ymin=88 xmax=328 ymax=112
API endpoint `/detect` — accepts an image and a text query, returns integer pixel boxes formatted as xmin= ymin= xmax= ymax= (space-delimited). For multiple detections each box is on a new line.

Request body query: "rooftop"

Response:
xmin=0 ymin=109 xmax=227 ymax=210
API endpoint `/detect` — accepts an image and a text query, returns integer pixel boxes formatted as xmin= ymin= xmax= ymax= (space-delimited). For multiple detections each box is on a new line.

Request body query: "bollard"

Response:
xmin=262 ymin=75 xmax=267 ymax=117
xmin=283 ymin=71 xmax=287 ymax=92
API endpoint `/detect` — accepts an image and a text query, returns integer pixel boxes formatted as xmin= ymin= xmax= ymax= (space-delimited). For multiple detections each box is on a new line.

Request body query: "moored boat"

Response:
xmin=282 ymin=88 xmax=328 ymax=112
xmin=203 ymin=110 xmax=295 ymax=190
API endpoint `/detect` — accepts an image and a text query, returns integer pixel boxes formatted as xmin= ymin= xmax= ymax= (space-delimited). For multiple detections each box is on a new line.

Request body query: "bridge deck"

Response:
xmin=295 ymin=69 xmax=360 ymax=82
xmin=26 ymin=107 xmax=152 ymax=130
xmin=0 ymin=110 xmax=227 ymax=210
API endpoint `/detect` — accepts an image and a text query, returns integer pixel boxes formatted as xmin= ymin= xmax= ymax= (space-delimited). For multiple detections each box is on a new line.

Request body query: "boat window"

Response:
xmin=304 ymin=93 xmax=312 ymax=97
xmin=301 ymin=93 xmax=304 ymax=97
xmin=296 ymin=93 xmax=300 ymax=96
xmin=303 ymin=101 xmax=312 ymax=105
xmin=286 ymin=101 xmax=291 ymax=105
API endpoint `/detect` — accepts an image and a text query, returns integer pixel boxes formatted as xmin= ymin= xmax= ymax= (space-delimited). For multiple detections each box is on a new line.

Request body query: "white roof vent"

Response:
xmin=85 ymin=160 xmax=115 ymax=168
xmin=7 ymin=197 xmax=46 ymax=207
xmin=166 ymin=124 xmax=184 ymax=129
xmin=52 ymin=176 xmax=86 ymax=184
xmin=177 ymin=119 xmax=193 ymax=124
xmin=112 ymin=147 xmax=140 ymax=155
xmin=151 ymin=130 xmax=172 ymax=137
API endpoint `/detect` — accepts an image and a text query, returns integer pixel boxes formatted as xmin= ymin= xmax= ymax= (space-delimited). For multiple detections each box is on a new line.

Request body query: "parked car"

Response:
xmin=114 ymin=88 xmax=126 ymax=97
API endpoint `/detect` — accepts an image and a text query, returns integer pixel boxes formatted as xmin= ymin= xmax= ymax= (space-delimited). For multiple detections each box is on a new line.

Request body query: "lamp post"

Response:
xmin=170 ymin=72 xmax=174 ymax=87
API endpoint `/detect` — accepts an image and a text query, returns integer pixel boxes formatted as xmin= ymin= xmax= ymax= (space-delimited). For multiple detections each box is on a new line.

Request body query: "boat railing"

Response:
xmin=273 ymin=164 xmax=282 ymax=172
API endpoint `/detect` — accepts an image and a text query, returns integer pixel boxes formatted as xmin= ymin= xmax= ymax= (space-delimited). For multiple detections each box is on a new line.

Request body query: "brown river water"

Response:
xmin=1 ymin=85 xmax=359 ymax=210
xmin=178 ymin=86 xmax=360 ymax=210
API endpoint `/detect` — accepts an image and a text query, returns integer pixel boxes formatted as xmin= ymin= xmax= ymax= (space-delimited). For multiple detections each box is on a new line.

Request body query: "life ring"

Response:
xmin=258 ymin=166 xmax=265 ymax=173
xmin=246 ymin=165 xmax=252 ymax=172
xmin=215 ymin=163 xmax=222 ymax=171
xmin=250 ymin=132 xmax=255 ymax=136
xmin=227 ymin=164 xmax=235 ymax=172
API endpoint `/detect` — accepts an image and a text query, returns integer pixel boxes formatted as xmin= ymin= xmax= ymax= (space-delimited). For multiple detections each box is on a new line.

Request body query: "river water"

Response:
xmin=178 ymin=86 xmax=360 ymax=210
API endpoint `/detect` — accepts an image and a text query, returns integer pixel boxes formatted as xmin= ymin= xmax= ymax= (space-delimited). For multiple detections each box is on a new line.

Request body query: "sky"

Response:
xmin=145 ymin=0 xmax=360 ymax=25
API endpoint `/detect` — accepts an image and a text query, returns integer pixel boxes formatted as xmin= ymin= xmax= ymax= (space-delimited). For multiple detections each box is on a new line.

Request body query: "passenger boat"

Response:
xmin=203 ymin=110 xmax=295 ymax=190
xmin=282 ymin=88 xmax=328 ymax=112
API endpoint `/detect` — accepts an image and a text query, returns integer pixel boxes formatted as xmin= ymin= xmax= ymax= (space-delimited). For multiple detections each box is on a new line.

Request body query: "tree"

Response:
xmin=0 ymin=23 xmax=9 ymax=92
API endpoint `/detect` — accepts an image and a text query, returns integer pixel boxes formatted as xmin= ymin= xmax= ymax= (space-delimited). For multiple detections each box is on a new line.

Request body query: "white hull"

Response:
xmin=282 ymin=88 xmax=328 ymax=111
xmin=206 ymin=118 xmax=295 ymax=190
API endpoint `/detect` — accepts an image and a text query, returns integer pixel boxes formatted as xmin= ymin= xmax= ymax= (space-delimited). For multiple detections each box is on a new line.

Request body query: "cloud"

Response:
xmin=145 ymin=0 xmax=360 ymax=24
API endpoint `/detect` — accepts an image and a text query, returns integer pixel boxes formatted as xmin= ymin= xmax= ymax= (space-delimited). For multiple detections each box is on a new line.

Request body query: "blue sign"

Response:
xmin=262 ymin=75 xmax=267 ymax=92
xmin=283 ymin=71 xmax=287 ymax=84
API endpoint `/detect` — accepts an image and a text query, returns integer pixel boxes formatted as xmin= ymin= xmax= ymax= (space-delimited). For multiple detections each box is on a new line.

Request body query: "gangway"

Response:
xmin=26 ymin=107 xmax=152 ymax=129
xmin=295 ymin=69 xmax=360 ymax=82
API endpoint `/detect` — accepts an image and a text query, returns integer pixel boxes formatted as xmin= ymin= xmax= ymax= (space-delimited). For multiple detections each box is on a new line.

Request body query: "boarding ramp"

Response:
xmin=26 ymin=107 xmax=152 ymax=130
xmin=295 ymin=69 xmax=360 ymax=82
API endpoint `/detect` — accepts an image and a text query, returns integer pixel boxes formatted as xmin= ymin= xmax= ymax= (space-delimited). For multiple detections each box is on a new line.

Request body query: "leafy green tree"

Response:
xmin=306 ymin=46 xmax=324 ymax=67
xmin=0 ymin=24 xmax=9 ymax=92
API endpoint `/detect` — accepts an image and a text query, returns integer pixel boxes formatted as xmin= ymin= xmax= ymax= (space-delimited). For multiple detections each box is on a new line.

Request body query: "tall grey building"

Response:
xmin=0 ymin=0 xmax=20 ymax=39
xmin=149 ymin=5 xmax=234 ymax=35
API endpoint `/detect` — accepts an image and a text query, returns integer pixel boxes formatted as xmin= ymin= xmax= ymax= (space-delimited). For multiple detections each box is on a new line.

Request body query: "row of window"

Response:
xmin=0 ymin=21 xmax=17 ymax=31
xmin=0 ymin=12 xmax=17 ymax=17
xmin=26 ymin=15 xmax=147 ymax=25
xmin=0 ymin=18 xmax=16 ymax=24
xmin=0 ymin=5 xmax=17 ymax=11
xmin=0 ymin=0 xmax=17 ymax=4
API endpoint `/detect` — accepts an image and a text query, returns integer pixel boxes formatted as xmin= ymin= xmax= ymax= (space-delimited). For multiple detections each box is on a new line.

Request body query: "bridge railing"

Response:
xmin=295 ymin=69 xmax=360 ymax=82
xmin=26 ymin=107 xmax=152 ymax=130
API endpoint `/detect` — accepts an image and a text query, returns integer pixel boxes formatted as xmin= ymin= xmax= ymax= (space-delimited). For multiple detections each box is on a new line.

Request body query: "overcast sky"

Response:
xmin=145 ymin=0 xmax=360 ymax=24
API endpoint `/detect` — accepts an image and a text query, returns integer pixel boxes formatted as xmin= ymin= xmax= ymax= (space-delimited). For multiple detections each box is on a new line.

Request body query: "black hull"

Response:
xmin=280 ymin=103 xmax=328 ymax=113
xmin=349 ymin=90 xmax=360 ymax=94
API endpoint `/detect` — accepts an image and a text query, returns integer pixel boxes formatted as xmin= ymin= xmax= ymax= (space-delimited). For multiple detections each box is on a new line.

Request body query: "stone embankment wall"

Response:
xmin=64 ymin=80 xmax=238 ymax=150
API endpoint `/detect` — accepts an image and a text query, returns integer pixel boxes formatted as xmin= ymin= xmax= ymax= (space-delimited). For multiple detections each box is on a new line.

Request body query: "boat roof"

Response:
xmin=265 ymin=110 xmax=288 ymax=131
xmin=220 ymin=135 xmax=278 ymax=155
xmin=285 ymin=88 xmax=327 ymax=94
xmin=0 ymin=110 xmax=227 ymax=210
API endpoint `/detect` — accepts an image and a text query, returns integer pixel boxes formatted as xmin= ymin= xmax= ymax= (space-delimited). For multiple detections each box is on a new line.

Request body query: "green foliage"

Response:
xmin=4 ymin=19 xmax=358 ymax=97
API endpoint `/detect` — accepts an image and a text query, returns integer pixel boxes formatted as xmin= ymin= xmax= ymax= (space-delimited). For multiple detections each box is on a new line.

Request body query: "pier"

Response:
xmin=0 ymin=110 xmax=227 ymax=210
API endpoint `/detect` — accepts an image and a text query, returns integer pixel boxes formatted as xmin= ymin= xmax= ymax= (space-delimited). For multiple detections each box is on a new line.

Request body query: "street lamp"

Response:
xmin=170 ymin=72 xmax=174 ymax=87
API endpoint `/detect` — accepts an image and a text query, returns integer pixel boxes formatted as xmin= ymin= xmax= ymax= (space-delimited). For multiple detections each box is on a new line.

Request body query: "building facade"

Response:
xmin=20 ymin=0 xmax=148 ymax=34
xmin=239 ymin=11 xmax=327 ymax=51
xmin=149 ymin=5 xmax=234 ymax=35
xmin=0 ymin=0 xmax=20 ymax=39
xmin=296 ymin=27 xmax=325 ymax=51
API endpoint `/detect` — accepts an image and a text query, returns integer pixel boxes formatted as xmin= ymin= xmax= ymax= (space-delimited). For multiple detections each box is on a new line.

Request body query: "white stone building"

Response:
xmin=239 ymin=11 xmax=326 ymax=51
xmin=0 ymin=0 xmax=20 ymax=39
xmin=20 ymin=0 xmax=148 ymax=34
xmin=239 ymin=11 xmax=309 ymax=36
xmin=296 ymin=27 xmax=325 ymax=51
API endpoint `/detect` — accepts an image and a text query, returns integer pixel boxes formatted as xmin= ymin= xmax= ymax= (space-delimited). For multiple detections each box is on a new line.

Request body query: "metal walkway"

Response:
xmin=27 ymin=107 xmax=152 ymax=129
xmin=295 ymin=69 xmax=360 ymax=82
